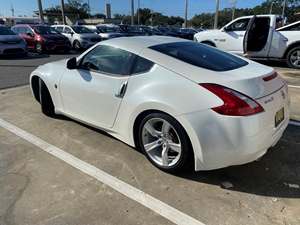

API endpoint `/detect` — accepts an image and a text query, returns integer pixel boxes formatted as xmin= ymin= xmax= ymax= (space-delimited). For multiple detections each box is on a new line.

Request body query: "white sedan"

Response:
xmin=30 ymin=36 xmax=289 ymax=172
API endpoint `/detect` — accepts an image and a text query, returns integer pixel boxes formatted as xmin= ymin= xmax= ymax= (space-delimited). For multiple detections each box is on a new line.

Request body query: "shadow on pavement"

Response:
xmin=178 ymin=125 xmax=300 ymax=198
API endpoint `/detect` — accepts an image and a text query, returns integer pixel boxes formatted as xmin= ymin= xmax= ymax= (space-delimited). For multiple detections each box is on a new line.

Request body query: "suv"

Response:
xmin=84 ymin=25 xmax=125 ymax=40
xmin=0 ymin=25 xmax=27 ymax=56
xmin=194 ymin=15 xmax=300 ymax=69
xmin=52 ymin=25 xmax=101 ymax=50
xmin=12 ymin=24 xmax=71 ymax=53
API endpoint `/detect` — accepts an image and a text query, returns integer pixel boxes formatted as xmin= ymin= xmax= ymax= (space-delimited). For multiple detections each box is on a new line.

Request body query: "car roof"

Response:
xmin=100 ymin=36 xmax=188 ymax=55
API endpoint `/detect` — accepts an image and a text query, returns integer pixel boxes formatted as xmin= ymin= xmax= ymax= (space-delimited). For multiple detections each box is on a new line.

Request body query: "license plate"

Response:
xmin=275 ymin=107 xmax=284 ymax=127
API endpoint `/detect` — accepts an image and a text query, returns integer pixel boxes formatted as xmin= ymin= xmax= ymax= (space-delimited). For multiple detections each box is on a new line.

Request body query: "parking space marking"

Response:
xmin=0 ymin=118 xmax=205 ymax=225
xmin=288 ymin=85 xmax=300 ymax=89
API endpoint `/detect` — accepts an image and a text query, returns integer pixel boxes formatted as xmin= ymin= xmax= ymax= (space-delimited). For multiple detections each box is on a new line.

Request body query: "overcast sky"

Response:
xmin=0 ymin=0 xmax=266 ymax=18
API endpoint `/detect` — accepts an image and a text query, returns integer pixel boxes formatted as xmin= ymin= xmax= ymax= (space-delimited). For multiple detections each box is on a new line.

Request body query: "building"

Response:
xmin=0 ymin=16 xmax=43 ymax=26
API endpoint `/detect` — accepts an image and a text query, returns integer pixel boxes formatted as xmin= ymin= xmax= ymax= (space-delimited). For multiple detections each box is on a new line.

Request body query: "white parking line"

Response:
xmin=0 ymin=118 xmax=205 ymax=225
xmin=288 ymin=85 xmax=300 ymax=89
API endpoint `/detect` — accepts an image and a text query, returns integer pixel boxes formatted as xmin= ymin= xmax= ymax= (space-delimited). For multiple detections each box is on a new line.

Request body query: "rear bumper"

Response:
xmin=176 ymin=85 xmax=290 ymax=171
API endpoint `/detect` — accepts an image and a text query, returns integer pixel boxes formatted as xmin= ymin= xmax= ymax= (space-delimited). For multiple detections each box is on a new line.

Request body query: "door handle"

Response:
xmin=115 ymin=81 xmax=128 ymax=98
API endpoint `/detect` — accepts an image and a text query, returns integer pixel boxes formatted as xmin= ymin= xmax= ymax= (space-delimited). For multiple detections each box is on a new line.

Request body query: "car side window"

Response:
xmin=64 ymin=27 xmax=72 ymax=34
xmin=55 ymin=26 xmax=64 ymax=33
xmin=80 ymin=45 xmax=135 ymax=76
xmin=132 ymin=56 xmax=154 ymax=74
xmin=227 ymin=19 xmax=250 ymax=31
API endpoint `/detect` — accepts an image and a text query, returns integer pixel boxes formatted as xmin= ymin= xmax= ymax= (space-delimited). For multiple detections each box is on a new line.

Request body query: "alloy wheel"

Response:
xmin=290 ymin=50 xmax=300 ymax=68
xmin=141 ymin=118 xmax=182 ymax=167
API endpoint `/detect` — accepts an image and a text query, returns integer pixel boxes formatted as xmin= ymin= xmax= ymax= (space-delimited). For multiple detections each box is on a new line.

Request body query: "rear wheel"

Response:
xmin=287 ymin=46 xmax=300 ymax=69
xmin=137 ymin=112 xmax=193 ymax=173
xmin=35 ymin=42 xmax=43 ymax=54
xmin=39 ymin=79 xmax=55 ymax=117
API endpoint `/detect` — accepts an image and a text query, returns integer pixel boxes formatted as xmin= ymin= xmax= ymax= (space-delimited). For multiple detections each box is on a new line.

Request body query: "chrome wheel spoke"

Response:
xmin=161 ymin=146 xmax=169 ymax=166
xmin=144 ymin=139 xmax=161 ymax=152
xmin=162 ymin=121 xmax=171 ymax=135
xmin=168 ymin=141 xmax=181 ymax=153
xmin=144 ymin=121 xmax=160 ymax=137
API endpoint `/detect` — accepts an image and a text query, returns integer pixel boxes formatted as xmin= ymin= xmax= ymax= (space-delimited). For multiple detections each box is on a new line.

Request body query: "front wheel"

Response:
xmin=287 ymin=46 xmax=300 ymax=69
xmin=137 ymin=113 xmax=193 ymax=173
xmin=39 ymin=79 xmax=55 ymax=117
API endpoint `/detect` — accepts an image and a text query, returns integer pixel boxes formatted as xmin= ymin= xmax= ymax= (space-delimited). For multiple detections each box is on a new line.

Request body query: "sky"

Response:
xmin=0 ymin=0 xmax=266 ymax=18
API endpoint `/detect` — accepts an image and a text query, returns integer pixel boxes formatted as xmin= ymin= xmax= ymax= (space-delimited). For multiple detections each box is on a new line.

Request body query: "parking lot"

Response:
xmin=0 ymin=54 xmax=300 ymax=225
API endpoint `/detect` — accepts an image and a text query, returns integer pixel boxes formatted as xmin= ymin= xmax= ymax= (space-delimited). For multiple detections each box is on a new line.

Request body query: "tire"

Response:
xmin=39 ymin=79 xmax=55 ymax=117
xmin=73 ymin=40 xmax=82 ymax=51
xmin=137 ymin=112 xmax=193 ymax=173
xmin=35 ymin=42 xmax=43 ymax=54
xmin=286 ymin=46 xmax=300 ymax=69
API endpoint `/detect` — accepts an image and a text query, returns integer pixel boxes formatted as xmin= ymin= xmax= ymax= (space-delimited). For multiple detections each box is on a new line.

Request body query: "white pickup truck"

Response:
xmin=194 ymin=15 xmax=300 ymax=69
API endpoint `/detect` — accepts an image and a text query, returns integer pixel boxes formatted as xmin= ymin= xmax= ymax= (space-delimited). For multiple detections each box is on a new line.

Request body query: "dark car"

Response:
xmin=157 ymin=27 xmax=182 ymax=38
xmin=179 ymin=28 xmax=201 ymax=40
xmin=118 ymin=25 xmax=146 ymax=36
xmin=12 ymin=24 xmax=71 ymax=53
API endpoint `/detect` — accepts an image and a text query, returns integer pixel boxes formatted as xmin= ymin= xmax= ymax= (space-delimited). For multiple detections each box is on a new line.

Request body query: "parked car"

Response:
xmin=194 ymin=15 xmax=300 ymax=69
xmin=30 ymin=36 xmax=288 ymax=172
xmin=52 ymin=25 xmax=101 ymax=50
xmin=156 ymin=27 xmax=183 ymax=38
xmin=0 ymin=25 xmax=27 ymax=56
xmin=179 ymin=28 xmax=202 ymax=40
xmin=12 ymin=24 xmax=71 ymax=53
xmin=118 ymin=25 xmax=145 ymax=36
xmin=84 ymin=24 xmax=124 ymax=40
xmin=276 ymin=21 xmax=300 ymax=68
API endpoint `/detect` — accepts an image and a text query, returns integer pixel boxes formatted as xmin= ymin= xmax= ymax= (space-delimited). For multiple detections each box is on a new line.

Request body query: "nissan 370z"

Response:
xmin=30 ymin=36 xmax=289 ymax=173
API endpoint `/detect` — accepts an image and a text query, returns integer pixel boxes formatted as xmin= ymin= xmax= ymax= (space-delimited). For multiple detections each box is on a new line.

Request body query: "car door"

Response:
xmin=243 ymin=16 xmax=274 ymax=58
xmin=63 ymin=26 xmax=74 ymax=43
xmin=218 ymin=18 xmax=250 ymax=54
xmin=59 ymin=45 xmax=134 ymax=129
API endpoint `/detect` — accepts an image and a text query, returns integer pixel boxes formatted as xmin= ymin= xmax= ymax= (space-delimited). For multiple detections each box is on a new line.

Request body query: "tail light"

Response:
xmin=36 ymin=34 xmax=43 ymax=42
xmin=200 ymin=83 xmax=264 ymax=116
xmin=263 ymin=72 xmax=278 ymax=82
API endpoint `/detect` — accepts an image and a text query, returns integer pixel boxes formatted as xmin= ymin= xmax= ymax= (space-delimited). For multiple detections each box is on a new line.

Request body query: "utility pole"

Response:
xmin=184 ymin=0 xmax=188 ymax=28
xmin=10 ymin=4 xmax=15 ymax=17
xmin=61 ymin=0 xmax=66 ymax=25
xmin=214 ymin=0 xmax=220 ymax=29
xmin=131 ymin=0 xmax=134 ymax=25
xmin=230 ymin=0 xmax=237 ymax=20
xmin=269 ymin=1 xmax=275 ymax=14
xmin=282 ymin=0 xmax=287 ymax=18
xmin=37 ymin=0 xmax=44 ymax=24
xmin=137 ymin=0 xmax=140 ymax=25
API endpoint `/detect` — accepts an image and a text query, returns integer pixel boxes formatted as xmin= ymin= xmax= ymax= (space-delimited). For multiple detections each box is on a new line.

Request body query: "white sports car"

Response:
xmin=30 ymin=36 xmax=289 ymax=172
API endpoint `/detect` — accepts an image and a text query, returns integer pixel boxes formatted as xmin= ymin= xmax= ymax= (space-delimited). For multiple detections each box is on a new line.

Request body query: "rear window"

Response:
xmin=149 ymin=42 xmax=248 ymax=71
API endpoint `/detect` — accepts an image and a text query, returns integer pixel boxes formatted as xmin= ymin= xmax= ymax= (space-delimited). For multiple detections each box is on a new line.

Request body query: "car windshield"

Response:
xmin=0 ymin=26 xmax=16 ymax=35
xmin=150 ymin=42 xmax=249 ymax=72
xmin=33 ymin=26 xmax=59 ymax=34
xmin=97 ymin=26 xmax=120 ymax=33
xmin=71 ymin=26 xmax=93 ymax=34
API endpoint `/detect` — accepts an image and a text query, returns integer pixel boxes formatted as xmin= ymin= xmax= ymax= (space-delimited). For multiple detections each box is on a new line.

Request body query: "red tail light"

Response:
xmin=263 ymin=72 xmax=278 ymax=82
xmin=200 ymin=83 xmax=264 ymax=116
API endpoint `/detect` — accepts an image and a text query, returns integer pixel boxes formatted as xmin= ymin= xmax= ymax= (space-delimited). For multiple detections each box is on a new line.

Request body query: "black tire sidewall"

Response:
xmin=287 ymin=47 xmax=300 ymax=69
xmin=137 ymin=112 xmax=193 ymax=173
xmin=40 ymin=79 xmax=55 ymax=117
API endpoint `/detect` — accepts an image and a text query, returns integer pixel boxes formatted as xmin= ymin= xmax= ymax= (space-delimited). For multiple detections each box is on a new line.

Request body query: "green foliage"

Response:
xmin=191 ymin=0 xmax=300 ymax=29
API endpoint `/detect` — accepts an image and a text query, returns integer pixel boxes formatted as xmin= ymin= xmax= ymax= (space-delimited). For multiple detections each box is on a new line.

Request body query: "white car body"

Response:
xmin=194 ymin=15 xmax=300 ymax=62
xmin=51 ymin=25 xmax=101 ymax=49
xmin=30 ymin=36 xmax=289 ymax=171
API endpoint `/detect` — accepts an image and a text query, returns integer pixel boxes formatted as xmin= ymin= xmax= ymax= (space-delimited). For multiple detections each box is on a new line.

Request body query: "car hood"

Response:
xmin=0 ymin=35 xmax=23 ymax=42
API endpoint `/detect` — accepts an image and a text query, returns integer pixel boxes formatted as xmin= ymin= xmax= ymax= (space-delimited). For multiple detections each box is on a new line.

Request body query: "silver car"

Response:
xmin=0 ymin=26 xmax=27 ymax=56
xmin=52 ymin=25 xmax=101 ymax=50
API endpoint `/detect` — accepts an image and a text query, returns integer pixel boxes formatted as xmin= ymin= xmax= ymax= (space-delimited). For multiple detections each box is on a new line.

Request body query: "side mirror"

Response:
xmin=222 ymin=26 xmax=229 ymax=32
xmin=27 ymin=32 xmax=33 ymax=37
xmin=67 ymin=57 xmax=77 ymax=70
